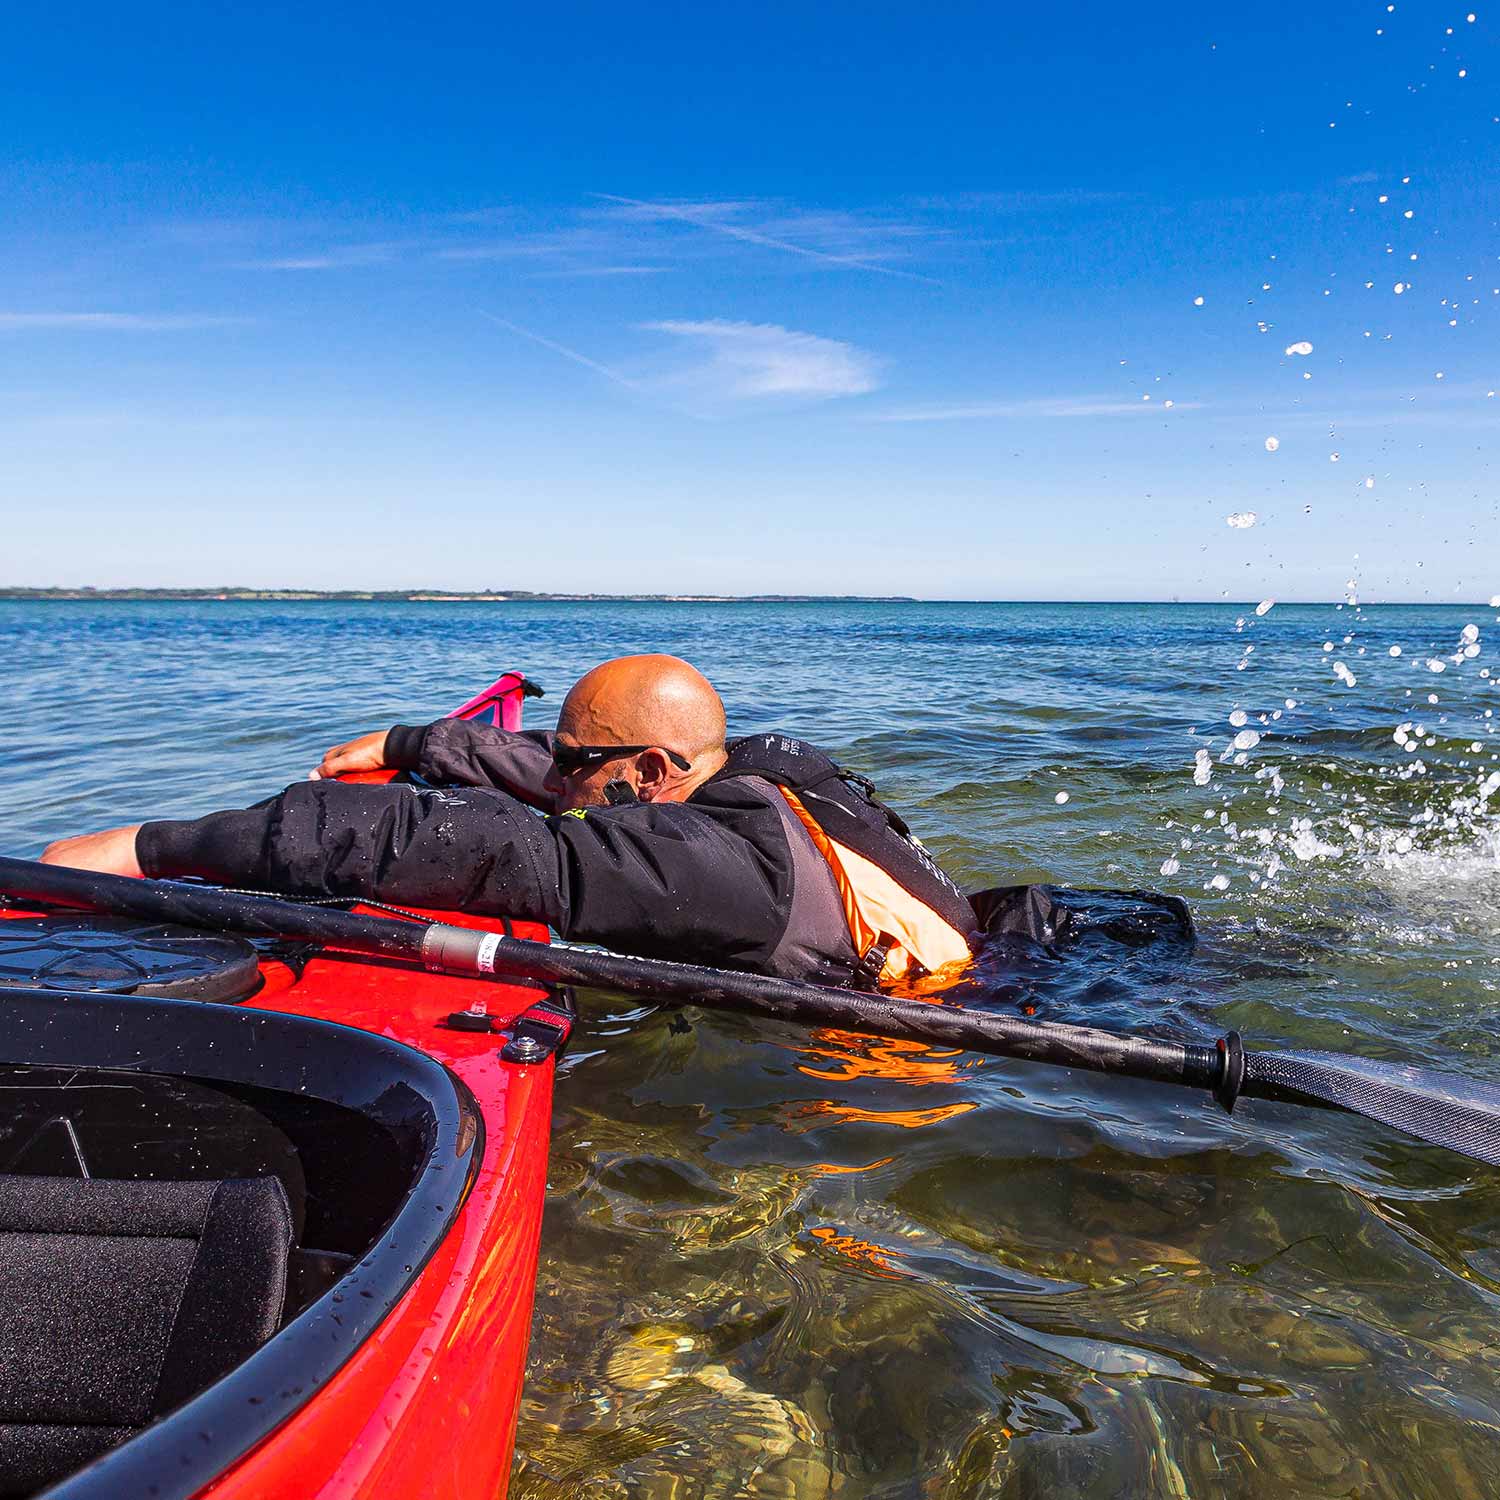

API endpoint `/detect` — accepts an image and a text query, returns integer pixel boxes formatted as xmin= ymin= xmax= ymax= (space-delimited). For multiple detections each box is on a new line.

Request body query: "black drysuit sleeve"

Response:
xmin=135 ymin=779 xmax=796 ymax=972
xmin=385 ymin=721 xmax=556 ymax=808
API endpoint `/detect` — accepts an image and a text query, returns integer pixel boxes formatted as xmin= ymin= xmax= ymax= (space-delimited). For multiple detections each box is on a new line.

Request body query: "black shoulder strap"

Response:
xmin=709 ymin=734 xmax=979 ymax=945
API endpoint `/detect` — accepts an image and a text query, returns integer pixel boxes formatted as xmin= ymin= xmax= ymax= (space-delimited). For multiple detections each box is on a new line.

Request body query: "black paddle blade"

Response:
xmin=1246 ymin=1049 xmax=1500 ymax=1167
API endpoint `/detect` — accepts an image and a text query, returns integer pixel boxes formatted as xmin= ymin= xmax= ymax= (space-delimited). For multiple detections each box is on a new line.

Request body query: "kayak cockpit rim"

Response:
xmin=0 ymin=986 xmax=484 ymax=1500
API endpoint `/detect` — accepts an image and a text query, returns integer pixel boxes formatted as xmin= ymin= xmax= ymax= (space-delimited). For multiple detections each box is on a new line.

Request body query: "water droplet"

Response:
xmin=1389 ymin=645 xmax=1403 ymax=656
xmin=1226 ymin=511 xmax=1258 ymax=529
xmin=1054 ymin=791 xmax=1070 ymax=805
xmin=1285 ymin=340 xmax=1314 ymax=356
xmin=1159 ymin=856 xmax=1181 ymax=876
xmin=1255 ymin=598 xmax=1275 ymax=615
xmin=1264 ymin=435 xmax=1280 ymax=452
xmin=1208 ymin=873 xmax=1231 ymax=891
xmin=1193 ymin=295 xmax=1205 ymax=306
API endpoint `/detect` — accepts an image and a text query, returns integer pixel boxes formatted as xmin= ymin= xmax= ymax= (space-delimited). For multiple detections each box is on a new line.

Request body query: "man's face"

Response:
xmin=544 ymin=745 xmax=638 ymax=811
xmin=543 ymin=699 xmax=641 ymax=811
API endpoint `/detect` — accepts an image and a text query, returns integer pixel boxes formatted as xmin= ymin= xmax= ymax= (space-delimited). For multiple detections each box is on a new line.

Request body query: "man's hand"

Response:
xmin=310 ymin=729 xmax=391 ymax=780
xmin=40 ymin=825 xmax=145 ymax=877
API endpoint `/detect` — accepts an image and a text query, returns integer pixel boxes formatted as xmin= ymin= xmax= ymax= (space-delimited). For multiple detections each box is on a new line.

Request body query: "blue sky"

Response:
xmin=3 ymin=0 xmax=1496 ymax=600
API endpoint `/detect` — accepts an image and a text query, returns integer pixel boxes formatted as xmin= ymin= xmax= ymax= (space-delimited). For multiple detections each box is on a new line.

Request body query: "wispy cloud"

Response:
xmin=0 ymin=312 xmax=241 ymax=331
xmin=481 ymin=313 xmax=881 ymax=410
xmin=597 ymin=195 xmax=939 ymax=282
xmin=528 ymin=265 xmax=671 ymax=279
xmin=167 ymin=196 xmax=945 ymax=281
xmin=230 ymin=243 xmax=402 ymax=271
xmin=644 ymin=319 xmax=881 ymax=400
xmin=436 ymin=241 xmax=556 ymax=263
xmin=914 ymin=189 xmax=1138 ymax=213
xmin=871 ymin=395 xmax=1202 ymax=422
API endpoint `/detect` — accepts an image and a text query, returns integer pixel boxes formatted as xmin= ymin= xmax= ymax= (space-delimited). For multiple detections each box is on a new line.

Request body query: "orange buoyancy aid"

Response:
xmin=708 ymin=733 xmax=980 ymax=987
xmin=777 ymin=788 xmax=974 ymax=983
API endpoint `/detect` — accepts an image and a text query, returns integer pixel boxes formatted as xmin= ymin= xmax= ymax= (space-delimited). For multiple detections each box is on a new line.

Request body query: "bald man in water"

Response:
xmin=322 ymin=654 xmax=732 ymax=811
xmin=42 ymin=655 xmax=978 ymax=983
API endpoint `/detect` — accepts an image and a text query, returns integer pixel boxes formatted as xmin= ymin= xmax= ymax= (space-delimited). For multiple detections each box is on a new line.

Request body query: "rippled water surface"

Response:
xmin=4 ymin=599 xmax=1499 ymax=1497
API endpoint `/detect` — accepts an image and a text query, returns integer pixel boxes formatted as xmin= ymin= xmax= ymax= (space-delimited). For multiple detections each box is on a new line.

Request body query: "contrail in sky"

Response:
xmin=595 ymin=194 xmax=939 ymax=284
xmin=478 ymin=311 xmax=638 ymax=389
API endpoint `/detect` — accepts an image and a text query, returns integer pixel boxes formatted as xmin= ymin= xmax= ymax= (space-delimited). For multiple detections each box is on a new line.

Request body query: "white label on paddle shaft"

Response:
xmin=476 ymin=932 xmax=502 ymax=973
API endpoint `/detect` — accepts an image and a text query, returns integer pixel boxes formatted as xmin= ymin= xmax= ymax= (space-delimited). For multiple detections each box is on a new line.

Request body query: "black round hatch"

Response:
xmin=0 ymin=916 xmax=262 ymax=1002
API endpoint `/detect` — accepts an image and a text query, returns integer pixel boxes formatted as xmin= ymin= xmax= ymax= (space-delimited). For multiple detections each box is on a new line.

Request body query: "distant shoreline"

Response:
xmin=0 ymin=588 xmax=916 ymax=604
xmin=0 ymin=589 xmax=1493 ymax=608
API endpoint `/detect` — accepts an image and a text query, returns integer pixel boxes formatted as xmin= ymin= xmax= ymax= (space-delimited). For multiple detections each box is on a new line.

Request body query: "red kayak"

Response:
xmin=0 ymin=672 xmax=561 ymax=1500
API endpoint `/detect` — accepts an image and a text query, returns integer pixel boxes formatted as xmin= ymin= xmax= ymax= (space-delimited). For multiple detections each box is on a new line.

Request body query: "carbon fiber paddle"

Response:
xmin=3 ymin=855 xmax=1498 ymax=1167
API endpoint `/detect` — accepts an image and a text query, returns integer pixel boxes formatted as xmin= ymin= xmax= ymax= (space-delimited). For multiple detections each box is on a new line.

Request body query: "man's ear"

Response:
xmin=634 ymin=748 xmax=673 ymax=802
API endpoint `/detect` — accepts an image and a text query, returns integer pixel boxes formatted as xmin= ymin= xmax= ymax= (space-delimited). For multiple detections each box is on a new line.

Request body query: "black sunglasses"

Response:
xmin=550 ymin=742 xmax=693 ymax=777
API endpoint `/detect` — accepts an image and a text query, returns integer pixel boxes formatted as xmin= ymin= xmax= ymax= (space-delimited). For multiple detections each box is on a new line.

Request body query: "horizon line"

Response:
xmin=1 ymin=588 xmax=1495 ymax=609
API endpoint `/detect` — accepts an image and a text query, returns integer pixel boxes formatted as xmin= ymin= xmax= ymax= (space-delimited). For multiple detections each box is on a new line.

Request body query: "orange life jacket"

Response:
xmin=709 ymin=734 xmax=979 ymax=987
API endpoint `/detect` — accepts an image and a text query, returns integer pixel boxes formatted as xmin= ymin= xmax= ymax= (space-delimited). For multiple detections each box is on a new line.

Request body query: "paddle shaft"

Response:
xmin=0 ymin=857 xmax=1226 ymax=1097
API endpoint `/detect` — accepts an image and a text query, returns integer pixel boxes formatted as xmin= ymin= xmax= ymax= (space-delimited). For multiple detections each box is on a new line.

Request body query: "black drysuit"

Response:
xmin=135 ymin=719 xmax=884 ymax=984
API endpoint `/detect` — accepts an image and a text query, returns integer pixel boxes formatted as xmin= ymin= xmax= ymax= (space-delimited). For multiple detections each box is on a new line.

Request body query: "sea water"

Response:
xmin=3 ymin=598 xmax=1499 ymax=1498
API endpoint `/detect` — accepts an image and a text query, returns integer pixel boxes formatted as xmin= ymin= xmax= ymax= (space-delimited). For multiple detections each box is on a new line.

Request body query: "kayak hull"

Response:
xmin=0 ymin=906 xmax=558 ymax=1500
xmin=198 ymin=931 xmax=556 ymax=1500
xmin=196 ymin=924 xmax=555 ymax=1500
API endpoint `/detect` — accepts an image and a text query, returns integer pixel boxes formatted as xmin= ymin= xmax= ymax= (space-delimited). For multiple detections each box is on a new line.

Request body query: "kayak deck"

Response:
xmin=0 ymin=903 xmax=560 ymax=1500
xmin=202 ymin=912 xmax=560 ymax=1500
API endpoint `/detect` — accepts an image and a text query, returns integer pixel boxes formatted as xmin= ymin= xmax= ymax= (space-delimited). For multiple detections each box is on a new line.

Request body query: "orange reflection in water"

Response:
xmin=806 ymin=1157 xmax=895 ymax=1177
xmin=796 ymin=1030 xmax=967 ymax=1087
xmin=780 ymin=977 xmax=984 ymax=1134
xmin=807 ymin=1224 xmax=905 ymax=1280
xmin=796 ymin=1097 xmax=978 ymax=1129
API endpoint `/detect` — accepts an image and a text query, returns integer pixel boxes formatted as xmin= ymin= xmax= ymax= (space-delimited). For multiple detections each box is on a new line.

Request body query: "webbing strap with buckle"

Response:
xmin=852 ymin=933 xmax=895 ymax=991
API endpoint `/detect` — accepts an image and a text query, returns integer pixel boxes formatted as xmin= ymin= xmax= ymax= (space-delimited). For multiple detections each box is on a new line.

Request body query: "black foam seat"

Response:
xmin=0 ymin=1174 xmax=293 ymax=1497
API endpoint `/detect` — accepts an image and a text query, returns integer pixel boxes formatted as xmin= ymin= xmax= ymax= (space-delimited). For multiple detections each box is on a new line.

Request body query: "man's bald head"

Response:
xmin=549 ymin=655 xmax=728 ymax=808
xmin=561 ymin=654 xmax=726 ymax=757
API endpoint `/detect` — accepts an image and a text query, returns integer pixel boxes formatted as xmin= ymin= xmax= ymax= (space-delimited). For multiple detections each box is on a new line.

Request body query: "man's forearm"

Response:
xmin=40 ymin=824 xmax=145 ymax=877
xmin=138 ymin=780 xmax=568 ymax=922
xmin=386 ymin=720 xmax=557 ymax=806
